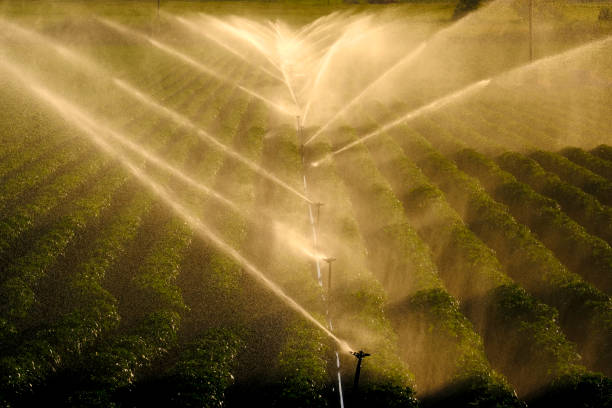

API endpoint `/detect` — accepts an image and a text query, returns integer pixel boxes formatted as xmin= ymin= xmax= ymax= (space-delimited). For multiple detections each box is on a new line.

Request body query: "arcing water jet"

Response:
xmin=0 ymin=17 xmax=100 ymax=74
xmin=311 ymin=78 xmax=492 ymax=166
xmin=113 ymin=78 xmax=313 ymax=204
xmin=0 ymin=56 xmax=354 ymax=355
xmin=200 ymin=14 xmax=282 ymax=72
xmin=301 ymin=15 xmax=383 ymax=125
xmin=171 ymin=14 xmax=283 ymax=82
xmin=99 ymin=18 xmax=297 ymax=117
xmin=304 ymin=41 xmax=427 ymax=146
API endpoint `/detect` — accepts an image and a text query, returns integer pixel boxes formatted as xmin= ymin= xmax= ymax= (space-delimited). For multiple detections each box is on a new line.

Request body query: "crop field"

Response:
xmin=0 ymin=0 xmax=611 ymax=407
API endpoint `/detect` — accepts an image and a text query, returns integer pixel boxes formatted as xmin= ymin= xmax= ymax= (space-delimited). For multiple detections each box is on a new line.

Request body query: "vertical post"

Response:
xmin=314 ymin=202 xmax=324 ymax=232
xmin=351 ymin=350 xmax=370 ymax=392
xmin=323 ymin=257 xmax=336 ymax=294
xmin=157 ymin=0 xmax=160 ymax=17
xmin=529 ymin=0 xmax=533 ymax=62
xmin=297 ymin=116 xmax=305 ymax=164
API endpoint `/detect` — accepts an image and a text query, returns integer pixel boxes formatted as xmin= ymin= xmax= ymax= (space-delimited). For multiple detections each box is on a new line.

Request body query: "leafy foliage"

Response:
xmin=453 ymin=0 xmax=481 ymax=20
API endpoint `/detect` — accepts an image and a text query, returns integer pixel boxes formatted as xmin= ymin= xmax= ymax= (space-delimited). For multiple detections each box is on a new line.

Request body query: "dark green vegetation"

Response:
xmin=1 ymin=1 xmax=611 ymax=407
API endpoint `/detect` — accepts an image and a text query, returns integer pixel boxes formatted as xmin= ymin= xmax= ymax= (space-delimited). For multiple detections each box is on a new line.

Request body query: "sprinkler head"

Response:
xmin=351 ymin=350 xmax=371 ymax=360
xmin=323 ymin=257 xmax=336 ymax=264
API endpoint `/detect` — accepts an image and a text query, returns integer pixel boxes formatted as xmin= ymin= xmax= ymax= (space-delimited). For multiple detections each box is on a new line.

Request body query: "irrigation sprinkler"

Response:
xmin=351 ymin=350 xmax=371 ymax=392
xmin=323 ymin=257 xmax=336 ymax=293
xmin=296 ymin=116 xmax=306 ymax=144
xmin=314 ymin=202 xmax=324 ymax=231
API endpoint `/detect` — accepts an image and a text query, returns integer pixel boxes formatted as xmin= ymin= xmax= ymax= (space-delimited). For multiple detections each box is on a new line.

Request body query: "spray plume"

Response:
xmin=0 ymin=57 xmax=353 ymax=354
xmin=170 ymin=14 xmax=283 ymax=82
xmin=312 ymin=78 xmax=492 ymax=166
xmin=200 ymin=14 xmax=282 ymax=72
xmin=98 ymin=18 xmax=296 ymax=117
xmin=311 ymin=32 xmax=612 ymax=166
xmin=113 ymin=78 xmax=314 ymax=204
xmin=0 ymin=17 xmax=100 ymax=74
xmin=305 ymin=41 xmax=427 ymax=145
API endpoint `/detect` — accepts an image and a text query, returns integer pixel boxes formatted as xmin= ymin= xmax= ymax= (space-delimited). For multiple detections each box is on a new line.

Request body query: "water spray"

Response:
xmin=113 ymin=78 xmax=312 ymax=204
xmin=171 ymin=14 xmax=283 ymax=82
xmin=99 ymin=18 xmax=296 ymax=117
xmin=200 ymin=14 xmax=282 ymax=73
xmin=304 ymin=41 xmax=427 ymax=146
xmin=0 ymin=57 xmax=354 ymax=355
xmin=0 ymin=18 xmax=100 ymax=74
xmin=310 ymin=78 xmax=492 ymax=166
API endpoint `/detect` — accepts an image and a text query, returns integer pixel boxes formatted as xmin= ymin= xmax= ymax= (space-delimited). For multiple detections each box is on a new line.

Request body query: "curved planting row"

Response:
xmin=592 ymin=144 xmax=612 ymax=163
xmin=122 ymin=327 xmax=244 ymax=407
xmin=305 ymin=138 xmax=419 ymax=407
xmin=360 ymin=122 xmax=593 ymax=399
xmin=0 ymin=159 xmax=125 ymax=336
xmin=0 ymin=181 xmax=150 ymax=404
xmin=561 ymin=146 xmax=612 ymax=183
xmin=126 ymin=67 xmax=261 ymax=407
xmin=0 ymin=110 xmax=78 ymax=183
xmin=0 ymin=44 xmax=245 ymax=405
xmin=529 ymin=150 xmax=612 ymax=207
xmin=496 ymin=152 xmax=612 ymax=249
xmin=310 ymin=128 xmax=519 ymax=406
xmin=226 ymin=122 xmax=334 ymax=407
xmin=392 ymin=131 xmax=611 ymax=378
xmin=0 ymin=64 xmax=209 ymax=334
xmin=455 ymin=148 xmax=612 ymax=295
xmin=0 ymin=110 xmax=187 ymax=405
xmin=0 ymin=31 xmax=224 ymax=263
xmin=492 ymin=86 xmax=608 ymax=149
xmin=52 ymin=60 xmax=254 ymax=405
xmin=112 ymin=66 xmax=266 ymax=405
xmin=174 ymin=92 xmax=321 ymax=407
xmin=0 ymin=139 xmax=93 ymax=213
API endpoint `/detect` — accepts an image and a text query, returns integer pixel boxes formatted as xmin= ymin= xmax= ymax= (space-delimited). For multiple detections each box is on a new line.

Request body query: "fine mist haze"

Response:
xmin=0 ymin=0 xmax=611 ymax=407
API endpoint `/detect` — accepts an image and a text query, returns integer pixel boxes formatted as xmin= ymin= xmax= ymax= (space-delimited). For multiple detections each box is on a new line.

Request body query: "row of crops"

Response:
xmin=1 ymin=13 xmax=611 ymax=408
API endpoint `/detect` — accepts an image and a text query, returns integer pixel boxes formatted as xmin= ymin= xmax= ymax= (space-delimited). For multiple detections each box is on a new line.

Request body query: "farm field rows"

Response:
xmin=0 ymin=1 xmax=611 ymax=407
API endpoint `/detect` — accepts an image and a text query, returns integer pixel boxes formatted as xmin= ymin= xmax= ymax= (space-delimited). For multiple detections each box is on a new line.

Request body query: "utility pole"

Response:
xmin=323 ymin=257 xmax=336 ymax=293
xmin=529 ymin=0 xmax=533 ymax=62
xmin=351 ymin=350 xmax=370 ymax=392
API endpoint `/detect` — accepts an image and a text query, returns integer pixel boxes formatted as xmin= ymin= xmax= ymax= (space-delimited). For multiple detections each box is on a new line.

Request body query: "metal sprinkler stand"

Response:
xmin=314 ymin=202 xmax=324 ymax=231
xmin=323 ymin=257 xmax=336 ymax=293
xmin=297 ymin=115 xmax=306 ymax=163
xmin=351 ymin=350 xmax=371 ymax=392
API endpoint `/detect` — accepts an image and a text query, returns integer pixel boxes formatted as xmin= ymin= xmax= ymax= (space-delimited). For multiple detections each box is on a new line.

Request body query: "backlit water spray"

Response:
xmin=201 ymin=14 xmax=282 ymax=72
xmin=0 ymin=21 xmax=322 ymax=263
xmin=171 ymin=14 xmax=283 ymax=82
xmin=99 ymin=18 xmax=297 ymax=117
xmin=305 ymin=41 xmax=427 ymax=145
xmin=0 ymin=57 xmax=353 ymax=354
xmin=312 ymin=78 xmax=492 ymax=166
xmin=113 ymin=78 xmax=313 ymax=204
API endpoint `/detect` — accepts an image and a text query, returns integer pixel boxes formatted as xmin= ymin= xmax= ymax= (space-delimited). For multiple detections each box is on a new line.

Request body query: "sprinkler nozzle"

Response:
xmin=351 ymin=350 xmax=370 ymax=359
